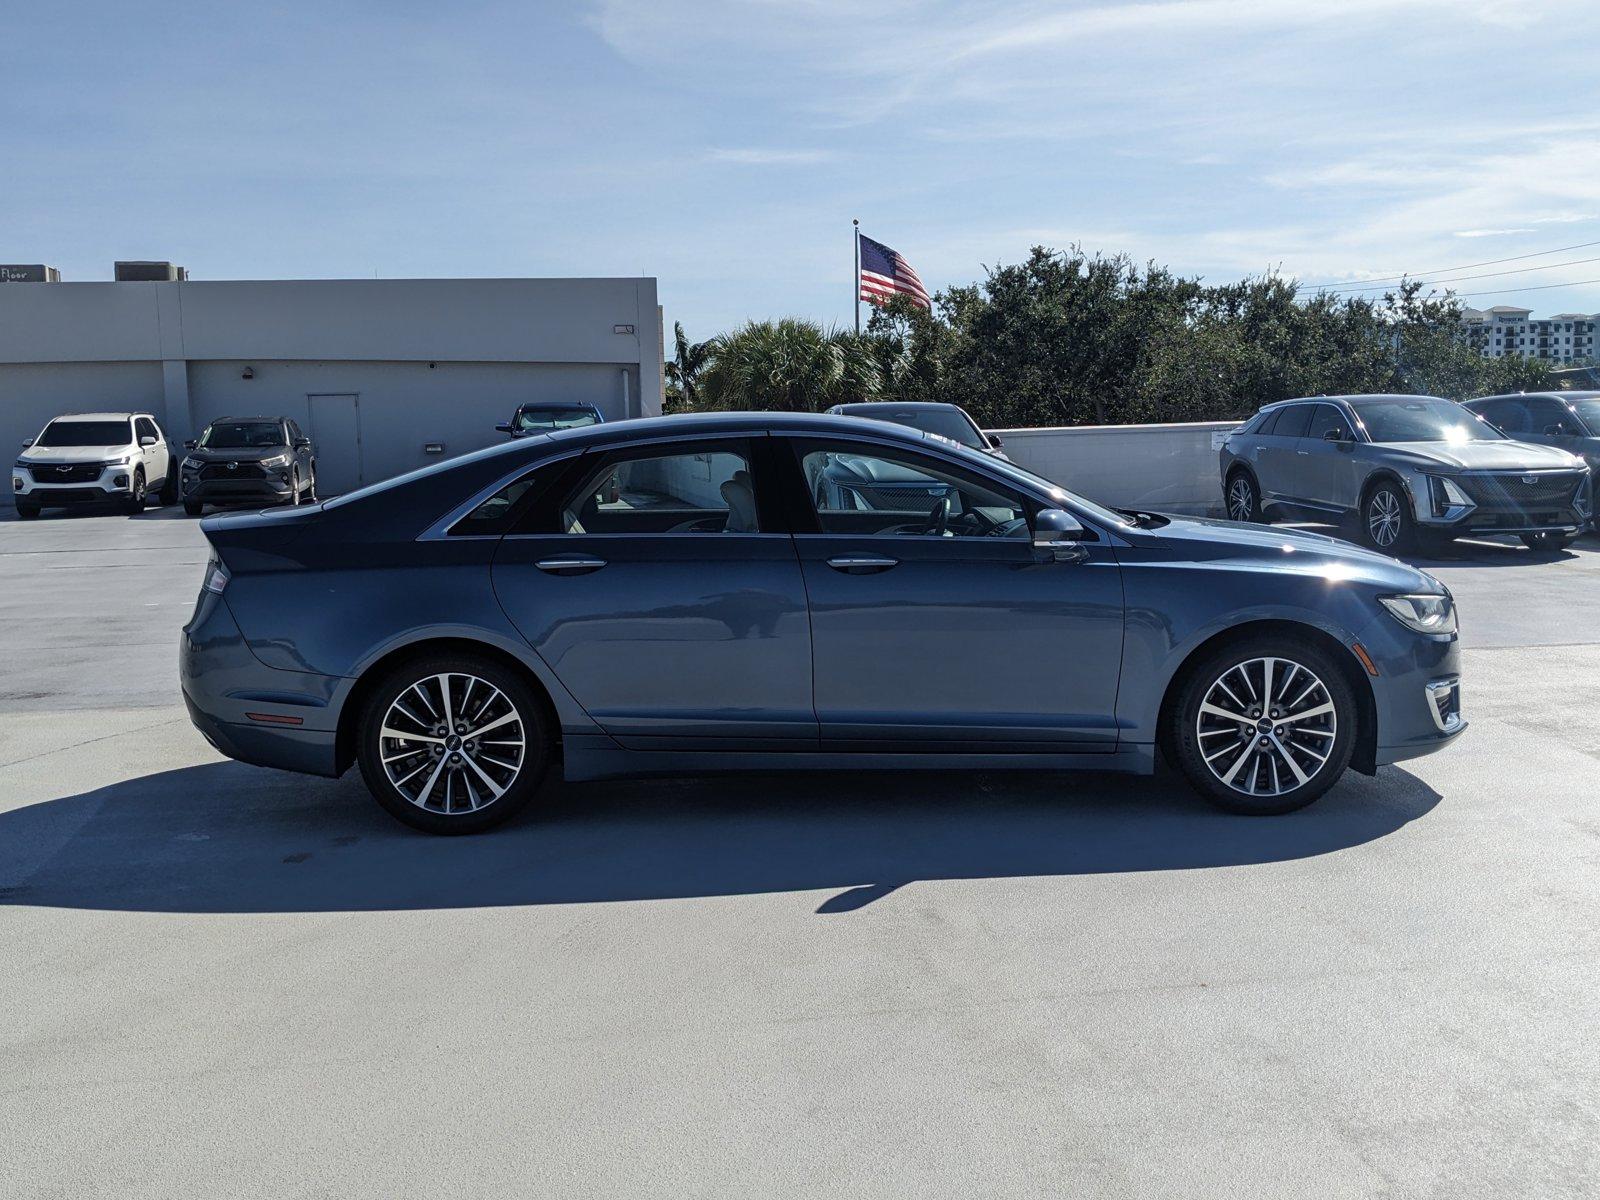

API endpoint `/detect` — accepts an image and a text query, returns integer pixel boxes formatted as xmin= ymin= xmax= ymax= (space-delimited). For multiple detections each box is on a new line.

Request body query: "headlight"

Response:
xmin=103 ymin=456 xmax=130 ymax=468
xmin=1379 ymin=593 xmax=1457 ymax=635
xmin=13 ymin=460 xmax=32 ymax=470
xmin=260 ymin=453 xmax=291 ymax=468
xmin=1426 ymin=475 xmax=1473 ymax=518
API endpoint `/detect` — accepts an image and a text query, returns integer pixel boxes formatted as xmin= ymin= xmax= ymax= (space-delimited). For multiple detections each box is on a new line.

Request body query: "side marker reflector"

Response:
xmin=246 ymin=712 xmax=304 ymax=726
xmin=1351 ymin=643 xmax=1380 ymax=677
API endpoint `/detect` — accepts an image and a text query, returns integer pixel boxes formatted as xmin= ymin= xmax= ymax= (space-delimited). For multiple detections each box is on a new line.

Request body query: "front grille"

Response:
xmin=199 ymin=461 xmax=269 ymax=480
xmin=29 ymin=463 xmax=103 ymax=483
xmin=1455 ymin=471 xmax=1584 ymax=511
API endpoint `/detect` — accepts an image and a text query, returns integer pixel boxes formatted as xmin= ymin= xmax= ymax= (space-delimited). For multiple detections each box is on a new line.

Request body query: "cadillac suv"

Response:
xmin=183 ymin=411 xmax=1466 ymax=834
xmin=1220 ymin=394 xmax=1591 ymax=553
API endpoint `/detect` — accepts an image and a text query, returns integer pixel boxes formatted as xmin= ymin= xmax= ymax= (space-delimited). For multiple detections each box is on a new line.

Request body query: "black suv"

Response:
xmin=180 ymin=417 xmax=317 ymax=515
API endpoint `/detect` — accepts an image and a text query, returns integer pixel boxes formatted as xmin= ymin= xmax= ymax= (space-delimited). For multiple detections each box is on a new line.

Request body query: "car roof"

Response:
xmin=1466 ymin=391 xmax=1600 ymax=404
xmin=515 ymin=401 xmax=601 ymax=410
xmin=209 ymin=415 xmax=286 ymax=423
xmin=47 ymin=412 xmax=141 ymax=421
xmin=539 ymin=409 xmax=937 ymax=450
xmin=830 ymin=401 xmax=967 ymax=412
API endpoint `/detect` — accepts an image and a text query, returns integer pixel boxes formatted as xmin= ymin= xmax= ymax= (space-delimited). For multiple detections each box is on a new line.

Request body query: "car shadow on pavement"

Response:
xmin=0 ymin=760 xmax=1441 ymax=916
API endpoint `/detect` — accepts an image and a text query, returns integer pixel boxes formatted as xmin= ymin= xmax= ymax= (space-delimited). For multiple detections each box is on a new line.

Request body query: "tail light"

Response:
xmin=202 ymin=557 xmax=230 ymax=595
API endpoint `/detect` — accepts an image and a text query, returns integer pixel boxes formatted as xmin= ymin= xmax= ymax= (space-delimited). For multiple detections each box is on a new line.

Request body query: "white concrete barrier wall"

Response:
xmin=991 ymin=420 xmax=1240 ymax=517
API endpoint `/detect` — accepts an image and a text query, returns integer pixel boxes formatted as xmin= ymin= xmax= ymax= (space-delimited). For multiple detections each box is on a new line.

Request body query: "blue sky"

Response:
xmin=6 ymin=1 xmax=1599 ymax=337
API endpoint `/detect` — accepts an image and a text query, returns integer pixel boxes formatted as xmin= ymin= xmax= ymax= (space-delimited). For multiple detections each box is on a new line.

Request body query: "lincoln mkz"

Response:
xmin=182 ymin=412 xmax=1466 ymax=833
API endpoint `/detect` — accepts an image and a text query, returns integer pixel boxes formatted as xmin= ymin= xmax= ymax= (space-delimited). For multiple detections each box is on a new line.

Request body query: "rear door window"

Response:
xmin=1274 ymin=405 xmax=1314 ymax=439
xmin=558 ymin=442 xmax=760 ymax=535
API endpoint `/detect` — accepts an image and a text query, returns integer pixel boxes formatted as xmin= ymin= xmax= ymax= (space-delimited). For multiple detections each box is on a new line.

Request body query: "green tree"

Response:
xmin=664 ymin=321 xmax=714 ymax=414
xmin=699 ymin=319 xmax=881 ymax=412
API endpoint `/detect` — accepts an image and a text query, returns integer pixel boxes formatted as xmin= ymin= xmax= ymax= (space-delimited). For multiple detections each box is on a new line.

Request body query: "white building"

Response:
xmin=0 ymin=273 xmax=663 ymax=492
xmin=1459 ymin=306 xmax=1599 ymax=363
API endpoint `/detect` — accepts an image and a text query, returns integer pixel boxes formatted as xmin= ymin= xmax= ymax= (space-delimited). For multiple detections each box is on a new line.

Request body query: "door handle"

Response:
xmin=535 ymin=556 xmax=607 ymax=575
xmin=1296 ymin=449 xmax=1310 ymax=455
xmin=826 ymin=554 xmax=898 ymax=573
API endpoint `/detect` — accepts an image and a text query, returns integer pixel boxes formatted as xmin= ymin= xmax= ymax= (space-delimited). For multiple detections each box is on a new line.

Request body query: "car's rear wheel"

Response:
xmin=1171 ymin=637 xmax=1357 ymax=815
xmin=1225 ymin=470 xmax=1262 ymax=523
xmin=1361 ymin=480 xmax=1413 ymax=554
xmin=356 ymin=653 xmax=551 ymax=834
xmin=1521 ymin=531 xmax=1576 ymax=552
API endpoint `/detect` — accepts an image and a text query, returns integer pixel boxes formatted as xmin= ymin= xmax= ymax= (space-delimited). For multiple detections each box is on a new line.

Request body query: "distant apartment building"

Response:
xmin=1459 ymin=306 xmax=1598 ymax=362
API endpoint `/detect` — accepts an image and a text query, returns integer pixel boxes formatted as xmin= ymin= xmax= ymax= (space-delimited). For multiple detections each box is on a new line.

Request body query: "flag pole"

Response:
xmin=853 ymin=219 xmax=861 ymax=335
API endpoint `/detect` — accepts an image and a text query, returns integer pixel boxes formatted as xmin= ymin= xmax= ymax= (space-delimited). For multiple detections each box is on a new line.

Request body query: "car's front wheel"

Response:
xmin=123 ymin=468 xmax=148 ymax=514
xmin=1361 ymin=480 xmax=1413 ymax=554
xmin=1170 ymin=637 xmax=1357 ymax=815
xmin=15 ymin=501 xmax=41 ymax=520
xmin=356 ymin=653 xmax=552 ymax=834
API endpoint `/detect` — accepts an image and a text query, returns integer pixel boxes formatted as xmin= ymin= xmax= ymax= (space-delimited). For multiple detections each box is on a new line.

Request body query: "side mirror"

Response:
xmin=1032 ymin=508 xmax=1089 ymax=560
xmin=294 ymin=436 xmax=311 ymax=449
xmin=183 ymin=439 xmax=197 ymax=450
xmin=21 ymin=438 xmax=33 ymax=448
xmin=495 ymin=422 xmax=513 ymax=434
xmin=1322 ymin=427 xmax=1346 ymax=442
xmin=139 ymin=435 xmax=158 ymax=447
xmin=1544 ymin=423 xmax=1569 ymax=436
xmin=988 ymin=434 xmax=1004 ymax=448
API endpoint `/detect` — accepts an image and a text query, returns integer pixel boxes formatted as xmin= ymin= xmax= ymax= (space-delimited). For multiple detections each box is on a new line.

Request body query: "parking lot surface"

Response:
xmin=3 ymin=507 xmax=1598 ymax=1198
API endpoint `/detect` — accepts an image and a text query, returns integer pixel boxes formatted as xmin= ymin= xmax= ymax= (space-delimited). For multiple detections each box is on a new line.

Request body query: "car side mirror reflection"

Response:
xmin=21 ymin=438 xmax=33 ymax=448
xmin=988 ymin=434 xmax=1004 ymax=448
xmin=294 ymin=436 xmax=311 ymax=449
xmin=1033 ymin=508 xmax=1089 ymax=561
xmin=183 ymin=439 xmax=197 ymax=450
xmin=1544 ymin=423 xmax=1568 ymax=436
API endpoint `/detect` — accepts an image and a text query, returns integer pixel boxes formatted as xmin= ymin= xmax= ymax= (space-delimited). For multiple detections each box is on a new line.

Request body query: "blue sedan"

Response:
xmin=181 ymin=412 xmax=1465 ymax=833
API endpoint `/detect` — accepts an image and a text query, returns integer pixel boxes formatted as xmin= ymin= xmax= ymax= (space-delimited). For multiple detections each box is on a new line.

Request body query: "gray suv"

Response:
xmin=1462 ymin=392 xmax=1600 ymax=511
xmin=1220 ymin=394 xmax=1591 ymax=554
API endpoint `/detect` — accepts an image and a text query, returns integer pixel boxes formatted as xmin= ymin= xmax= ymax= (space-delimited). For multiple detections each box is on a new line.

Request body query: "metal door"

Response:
xmin=307 ymin=394 xmax=362 ymax=495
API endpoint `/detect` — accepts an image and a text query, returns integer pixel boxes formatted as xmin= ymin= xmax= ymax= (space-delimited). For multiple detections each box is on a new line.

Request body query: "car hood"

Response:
xmin=19 ymin=444 xmax=134 ymax=463
xmin=1144 ymin=515 xmax=1439 ymax=592
xmin=1378 ymin=440 xmax=1585 ymax=472
xmin=185 ymin=446 xmax=290 ymax=462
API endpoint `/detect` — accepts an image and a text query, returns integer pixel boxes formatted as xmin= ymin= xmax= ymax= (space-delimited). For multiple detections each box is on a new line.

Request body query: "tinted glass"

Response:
xmin=561 ymin=447 xmax=757 ymax=534
xmin=1313 ymin=404 xmax=1353 ymax=440
xmin=451 ymin=463 xmax=562 ymax=535
xmin=845 ymin=407 xmax=987 ymax=448
xmin=1524 ymin=397 xmax=1575 ymax=433
xmin=200 ymin=421 xmax=285 ymax=449
xmin=798 ymin=442 xmax=1028 ymax=538
xmin=1274 ymin=405 xmax=1314 ymax=439
xmin=1255 ymin=409 xmax=1283 ymax=436
xmin=1474 ymin=399 xmax=1525 ymax=433
xmin=1565 ymin=398 xmax=1600 ymax=432
xmin=515 ymin=407 xmax=601 ymax=432
xmin=135 ymin=417 xmax=159 ymax=440
xmin=1349 ymin=398 xmax=1502 ymax=443
xmin=37 ymin=419 xmax=132 ymax=446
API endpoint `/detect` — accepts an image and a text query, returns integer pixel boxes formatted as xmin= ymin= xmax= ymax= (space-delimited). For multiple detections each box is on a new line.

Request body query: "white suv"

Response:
xmin=12 ymin=412 xmax=177 ymax=518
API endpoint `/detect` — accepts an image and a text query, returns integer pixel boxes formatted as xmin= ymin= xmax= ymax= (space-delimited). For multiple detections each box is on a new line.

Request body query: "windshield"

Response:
xmin=937 ymin=437 xmax=1133 ymax=528
xmin=516 ymin=407 xmax=601 ymax=432
xmin=1348 ymin=397 xmax=1502 ymax=444
xmin=848 ymin=406 xmax=987 ymax=449
xmin=36 ymin=419 xmax=132 ymax=447
xmin=200 ymin=420 xmax=284 ymax=449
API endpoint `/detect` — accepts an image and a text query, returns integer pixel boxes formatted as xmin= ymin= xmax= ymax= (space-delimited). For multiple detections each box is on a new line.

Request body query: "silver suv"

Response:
xmin=1219 ymin=394 xmax=1591 ymax=554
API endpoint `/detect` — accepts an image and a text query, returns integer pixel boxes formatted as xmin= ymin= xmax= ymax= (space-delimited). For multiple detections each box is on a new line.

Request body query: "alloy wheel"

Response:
xmin=1194 ymin=656 xmax=1336 ymax=797
xmin=1227 ymin=476 xmax=1255 ymax=521
xmin=378 ymin=672 xmax=526 ymax=814
xmin=1367 ymin=489 xmax=1402 ymax=548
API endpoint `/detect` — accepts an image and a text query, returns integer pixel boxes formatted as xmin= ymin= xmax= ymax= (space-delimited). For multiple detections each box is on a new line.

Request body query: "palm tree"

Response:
xmin=700 ymin=319 xmax=882 ymax=412
xmin=664 ymin=321 xmax=714 ymax=413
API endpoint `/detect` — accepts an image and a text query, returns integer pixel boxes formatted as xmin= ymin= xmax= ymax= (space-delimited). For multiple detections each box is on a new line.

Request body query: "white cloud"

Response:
xmin=1455 ymin=229 xmax=1536 ymax=239
xmin=704 ymin=147 xmax=835 ymax=165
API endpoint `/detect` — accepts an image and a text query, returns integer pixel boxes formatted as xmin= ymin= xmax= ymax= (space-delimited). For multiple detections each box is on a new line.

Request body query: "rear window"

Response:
xmin=1274 ymin=405 xmax=1315 ymax=439
xmin=37 ymin=419 xmax=132 ymax=447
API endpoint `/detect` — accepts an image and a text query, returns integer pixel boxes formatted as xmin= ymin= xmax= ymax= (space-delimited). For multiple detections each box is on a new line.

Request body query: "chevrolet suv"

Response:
xmin=13 ymin=412 xmax=176 ymax=518
xmin=1220 ymin=394 xmax=1591 ymax=554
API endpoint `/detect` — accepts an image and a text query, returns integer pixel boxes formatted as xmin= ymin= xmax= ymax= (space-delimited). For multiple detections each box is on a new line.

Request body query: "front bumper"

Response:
xmin=1361 ymin=612 xmax=1468 ymax=767
xmin=182 ymin=474 xmax=295 ymax=506
xmin=1412 ymin=469 xmax=1591 ymax=537
xmin=14 ymin=464 xmax=136 ymax=506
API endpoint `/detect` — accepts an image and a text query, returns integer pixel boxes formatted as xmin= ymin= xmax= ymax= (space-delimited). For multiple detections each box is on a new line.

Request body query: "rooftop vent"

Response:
xmin=0 ymin=265 xmax=60 ymax=283
xmin=114 ymin=261 xmax=187 ymax=282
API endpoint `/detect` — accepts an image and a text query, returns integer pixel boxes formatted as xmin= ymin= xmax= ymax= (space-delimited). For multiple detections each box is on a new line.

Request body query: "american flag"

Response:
xmin=858 ymin=233 xmax=931 ymax=310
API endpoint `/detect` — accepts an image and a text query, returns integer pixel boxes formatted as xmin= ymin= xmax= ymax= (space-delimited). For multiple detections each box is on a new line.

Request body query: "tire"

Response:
xmin=1225 ymin=470 xmax=1263 ymax=523
xmin=304 ymin=465 xmax=317 ymax=503
xmin=356 ymin=653 xmax=552 ymax=835
xmin=1521 ymin=531 xmax=1576 ymax=552
xmin=15 ymin=502 xmax=41 ymax=520
xmin=158 ymin=460 xmax=179 ymax=505
xmin=183 ymin=499 xmax=204 ymax=517
xmin=289 ymin=470 xmax=301 ymax=506
xmin=1360 ymin=479 xmax=1413 ymax=554
xmin=1170 ymin=635 xmax=1357 ymax=816
xmin=123 ymin=468 xmax=148 ymax=514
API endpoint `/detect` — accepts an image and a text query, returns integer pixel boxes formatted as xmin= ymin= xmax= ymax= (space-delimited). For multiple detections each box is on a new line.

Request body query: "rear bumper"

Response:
xmin=180 ymin=589 xmax=346 ymax=777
